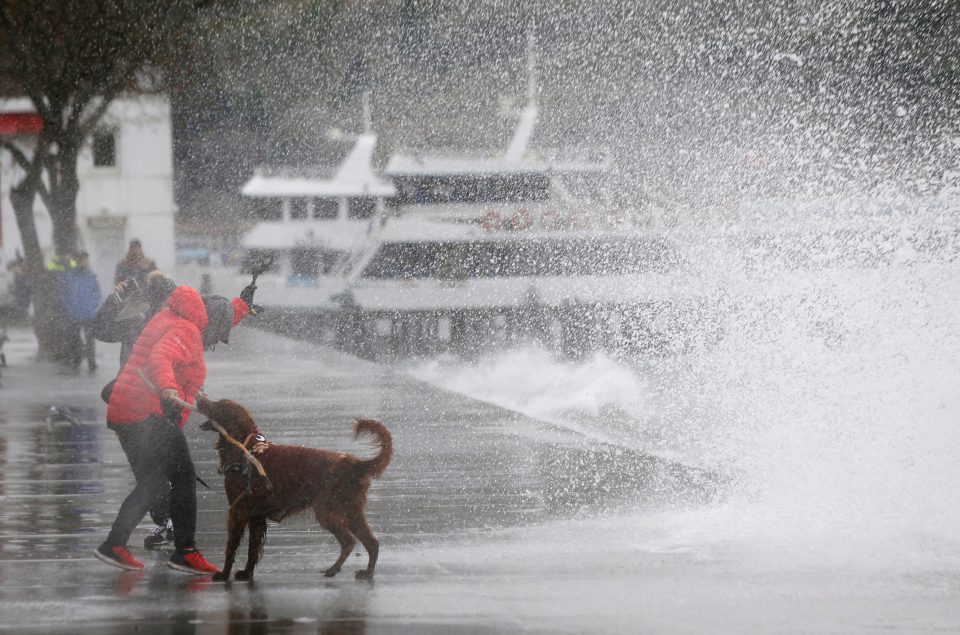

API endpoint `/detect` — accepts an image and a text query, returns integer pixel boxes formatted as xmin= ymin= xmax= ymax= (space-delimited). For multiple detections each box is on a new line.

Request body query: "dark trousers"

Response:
xmin=105 ymin=416 xmax=196 ymax=553
xmin=80 ymin=320 xmax=96 ymax=368
xmin=65 ymin=319 xmax=96 ymax=369
xmin=148 ymin=487 xmax=171 ymax=527
xmin=100 ymin=384 xmax=169 ymax=526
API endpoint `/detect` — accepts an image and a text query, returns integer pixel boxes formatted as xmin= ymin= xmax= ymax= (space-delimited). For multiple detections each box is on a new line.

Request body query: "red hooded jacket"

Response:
xmin=107 ymin=286 xmax=209 ymax=428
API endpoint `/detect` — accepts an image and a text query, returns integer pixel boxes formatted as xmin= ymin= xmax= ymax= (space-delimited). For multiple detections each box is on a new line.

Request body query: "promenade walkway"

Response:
xmin=0 ymin=325 xmax=711 ymax=633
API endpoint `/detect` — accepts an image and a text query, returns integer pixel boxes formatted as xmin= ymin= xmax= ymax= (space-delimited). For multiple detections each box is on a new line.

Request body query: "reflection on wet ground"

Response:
xmin=0 ymin=328 xmax=715 ymax=632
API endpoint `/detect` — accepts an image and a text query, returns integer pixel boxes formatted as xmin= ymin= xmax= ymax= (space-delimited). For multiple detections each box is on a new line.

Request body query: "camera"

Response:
xmin=114 ymin=276 xmax=140 ymax=301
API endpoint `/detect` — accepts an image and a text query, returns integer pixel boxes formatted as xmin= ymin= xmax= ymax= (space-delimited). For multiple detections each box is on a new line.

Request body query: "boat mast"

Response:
xmin=505 ymin=27 xmax=538 ymax=163
xmin=526 ymin=28 xmax=537 ymax=109
xmin=362 ymin=90 xmax=372 ymax=135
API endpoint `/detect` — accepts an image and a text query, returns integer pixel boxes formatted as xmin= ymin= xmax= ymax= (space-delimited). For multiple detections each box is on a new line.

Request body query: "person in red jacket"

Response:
xmin=138 ymin=293 xmax=251 ymax=550
xmin=93 ymin=285 xmax=250 ymax=574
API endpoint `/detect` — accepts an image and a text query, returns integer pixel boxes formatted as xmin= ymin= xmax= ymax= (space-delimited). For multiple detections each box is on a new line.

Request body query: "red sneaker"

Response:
xmin=167 ymin=549 xmax=220 ymax=575
xmin=94 ymin=544 xmax=144 ymax=571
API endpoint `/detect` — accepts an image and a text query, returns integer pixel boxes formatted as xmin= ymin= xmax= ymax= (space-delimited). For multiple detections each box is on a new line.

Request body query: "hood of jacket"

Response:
xmin=166 ymin=285 xmax=208 ymax=331
xmin=202 ymin=295 xmax=233 ymax=347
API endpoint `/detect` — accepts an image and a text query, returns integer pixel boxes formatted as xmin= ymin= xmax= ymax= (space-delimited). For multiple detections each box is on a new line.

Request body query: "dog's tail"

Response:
xmin=354 ymin=419 xmax=392 ymax=479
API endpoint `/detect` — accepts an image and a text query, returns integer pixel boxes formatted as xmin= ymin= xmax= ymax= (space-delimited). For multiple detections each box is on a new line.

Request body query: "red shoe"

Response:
xmin=167 ymin=549 xmax=220 ymax=575
xmin=94 ymin=544 xmax=144 ymax=571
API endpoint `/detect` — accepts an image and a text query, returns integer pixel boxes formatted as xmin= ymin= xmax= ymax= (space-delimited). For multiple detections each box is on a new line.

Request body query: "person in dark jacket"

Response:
xmin=91 ymin=270 xmax=177 ymax=370
xmin=62 ymin=252 xmax=102 ymax=372
xmin=114 ymin=239 xmax=157 ymax=288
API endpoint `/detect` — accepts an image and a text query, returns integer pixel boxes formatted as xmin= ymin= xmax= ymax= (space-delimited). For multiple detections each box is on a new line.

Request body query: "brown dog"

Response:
xmin=196 ymin=396 xmax=392 ymax=582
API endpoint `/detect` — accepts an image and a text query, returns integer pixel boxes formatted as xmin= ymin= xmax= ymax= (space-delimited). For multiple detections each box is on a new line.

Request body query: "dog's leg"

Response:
xmin=213 ymin=498 xmax=250 ymax=582
xmin=319 ymin=514 xmax=356 ymax=578
xmin=235 ymin=516 xmax=266 ymax=581
xmin=348 ymin=514 xmax=379 ymax=580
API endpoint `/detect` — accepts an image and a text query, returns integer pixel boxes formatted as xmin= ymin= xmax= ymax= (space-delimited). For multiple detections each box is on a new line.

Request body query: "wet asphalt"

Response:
xmin=0 ymin=324 xmax=714 ymax=634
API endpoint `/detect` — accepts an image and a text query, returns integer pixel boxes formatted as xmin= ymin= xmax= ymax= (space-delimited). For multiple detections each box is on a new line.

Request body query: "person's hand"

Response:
xmin=251 ymin=441 xmax=270 ymax=455
xmin=240 ymin=283 xmax=256 ymax=306
xmin=113 ymin=279 xmax=130 ymax=301
xmin=160 ymin=388 xmax=179 ymax=402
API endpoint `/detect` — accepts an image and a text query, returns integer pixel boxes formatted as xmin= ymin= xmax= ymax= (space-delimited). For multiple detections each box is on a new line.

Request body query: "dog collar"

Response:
xmin=221 ymin=433 xmax=268 ymax=476
xmin=242 ymin=432 xmax=268 ymax=449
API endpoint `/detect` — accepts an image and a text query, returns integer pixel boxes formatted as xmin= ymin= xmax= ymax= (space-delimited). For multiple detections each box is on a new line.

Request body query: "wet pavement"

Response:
xmin=0 ymin=325 xmax=714 ymax=634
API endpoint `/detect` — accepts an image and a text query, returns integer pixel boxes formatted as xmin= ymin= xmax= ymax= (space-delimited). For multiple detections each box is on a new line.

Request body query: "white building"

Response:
xmin=0 ymin=95 xmax=176 ymax=304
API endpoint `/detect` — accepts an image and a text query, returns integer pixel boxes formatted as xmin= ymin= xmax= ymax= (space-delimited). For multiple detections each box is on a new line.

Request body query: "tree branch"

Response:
xmin=35 ymin=180 xmax=52 ymax=210
xmin=0 ymin=138 xmax=31 ymax=171
xmin=3 ymin=134 xmax=51 ymax=202
xmin=73 ymin=53 xmax=135 ymax=138
xmin=77 ymin=73 xmax=131 ymax=139
xmin=0 ymin=5 xmax=53 ymax=122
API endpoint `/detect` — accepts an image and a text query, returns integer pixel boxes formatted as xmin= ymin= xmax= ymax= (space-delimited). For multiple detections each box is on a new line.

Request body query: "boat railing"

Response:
xmin=253 ymin=165 xmax=339 ymax=180
xmin=534 ymin=145 xmax=611 ymax=166
xmin=389 ymin=145 xmax=610 ymax=168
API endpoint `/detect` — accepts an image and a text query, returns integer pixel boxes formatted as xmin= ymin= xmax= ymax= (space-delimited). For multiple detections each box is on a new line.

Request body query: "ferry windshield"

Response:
xmin=362 ymin=238 xmax=681 ymax=279
xmin=393 ymin=174 xmax=551 ymax=205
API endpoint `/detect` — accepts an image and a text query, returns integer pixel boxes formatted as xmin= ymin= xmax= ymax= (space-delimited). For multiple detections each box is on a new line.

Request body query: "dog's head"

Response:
xmin=196 ymin=396 xmax=259 ymax=447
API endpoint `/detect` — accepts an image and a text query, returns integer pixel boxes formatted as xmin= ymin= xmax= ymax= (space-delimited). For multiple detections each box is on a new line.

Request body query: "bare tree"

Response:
xmin=0 ymin=0 xmax=206 ymax=355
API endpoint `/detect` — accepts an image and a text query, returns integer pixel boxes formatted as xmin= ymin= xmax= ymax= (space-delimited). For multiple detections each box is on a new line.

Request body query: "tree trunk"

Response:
xmin=10 ymin=169 xmax=61 ymax=359
xmin=49 ymin=150 xmax=80 ymax=257
xmin=40 ymin=144 xmax=82 ymax=362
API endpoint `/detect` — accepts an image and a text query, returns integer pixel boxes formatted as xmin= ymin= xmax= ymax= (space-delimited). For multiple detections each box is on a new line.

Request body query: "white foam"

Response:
xmin=402 ymin=201 xmax=960 ymax=570
xmin=404 ymin=346 xmax=651 ymax=444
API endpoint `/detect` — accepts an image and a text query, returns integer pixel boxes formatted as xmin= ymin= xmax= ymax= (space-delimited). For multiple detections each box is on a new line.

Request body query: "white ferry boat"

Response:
xmin=320 ymin=33 xmax=718 ymax=357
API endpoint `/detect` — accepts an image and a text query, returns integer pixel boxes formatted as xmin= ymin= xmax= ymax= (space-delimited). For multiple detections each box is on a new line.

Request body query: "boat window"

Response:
xmin=327 ymin=251 xmax=352 ymax=274
xmin=348 ymin=198 xmax=376 ymax=219
xmin=392 ymin=174 xmax=551 ymax=205
xmin=290 ymin=248 xmax=326 ymax=281
xmin=361 ymin=238 xmax=681 ymax=279
xmin=255 ymin=198 xmax=283 ymax=221
xmin=362 ymin=242 xmax=440 ymax=278
xmin=435 ymin=242 xmax=470 ymax=279
xmin=313 ymin=198 xmax=339 ymax=219
xmin=542 ymin=238 xmax=681 ymax=275
xmin=469 ymin=241 xmax=546 ymax=277
xmin=289 ymin=198 xmax=308 ymax=220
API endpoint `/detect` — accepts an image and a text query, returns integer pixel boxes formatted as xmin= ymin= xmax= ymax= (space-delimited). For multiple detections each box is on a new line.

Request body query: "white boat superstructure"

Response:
xmin=235 ymin=123 xmax=396 ymax=308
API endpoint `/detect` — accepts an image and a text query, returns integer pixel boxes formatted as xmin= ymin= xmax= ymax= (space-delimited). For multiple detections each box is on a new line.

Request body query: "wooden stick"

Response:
xmin=136 ymin=369 xmax=269 ymax=480
xmin=204 ymin=418 xmax=269 ymax=480
xmin=137 ymin=369 xmax=200 ymax=412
